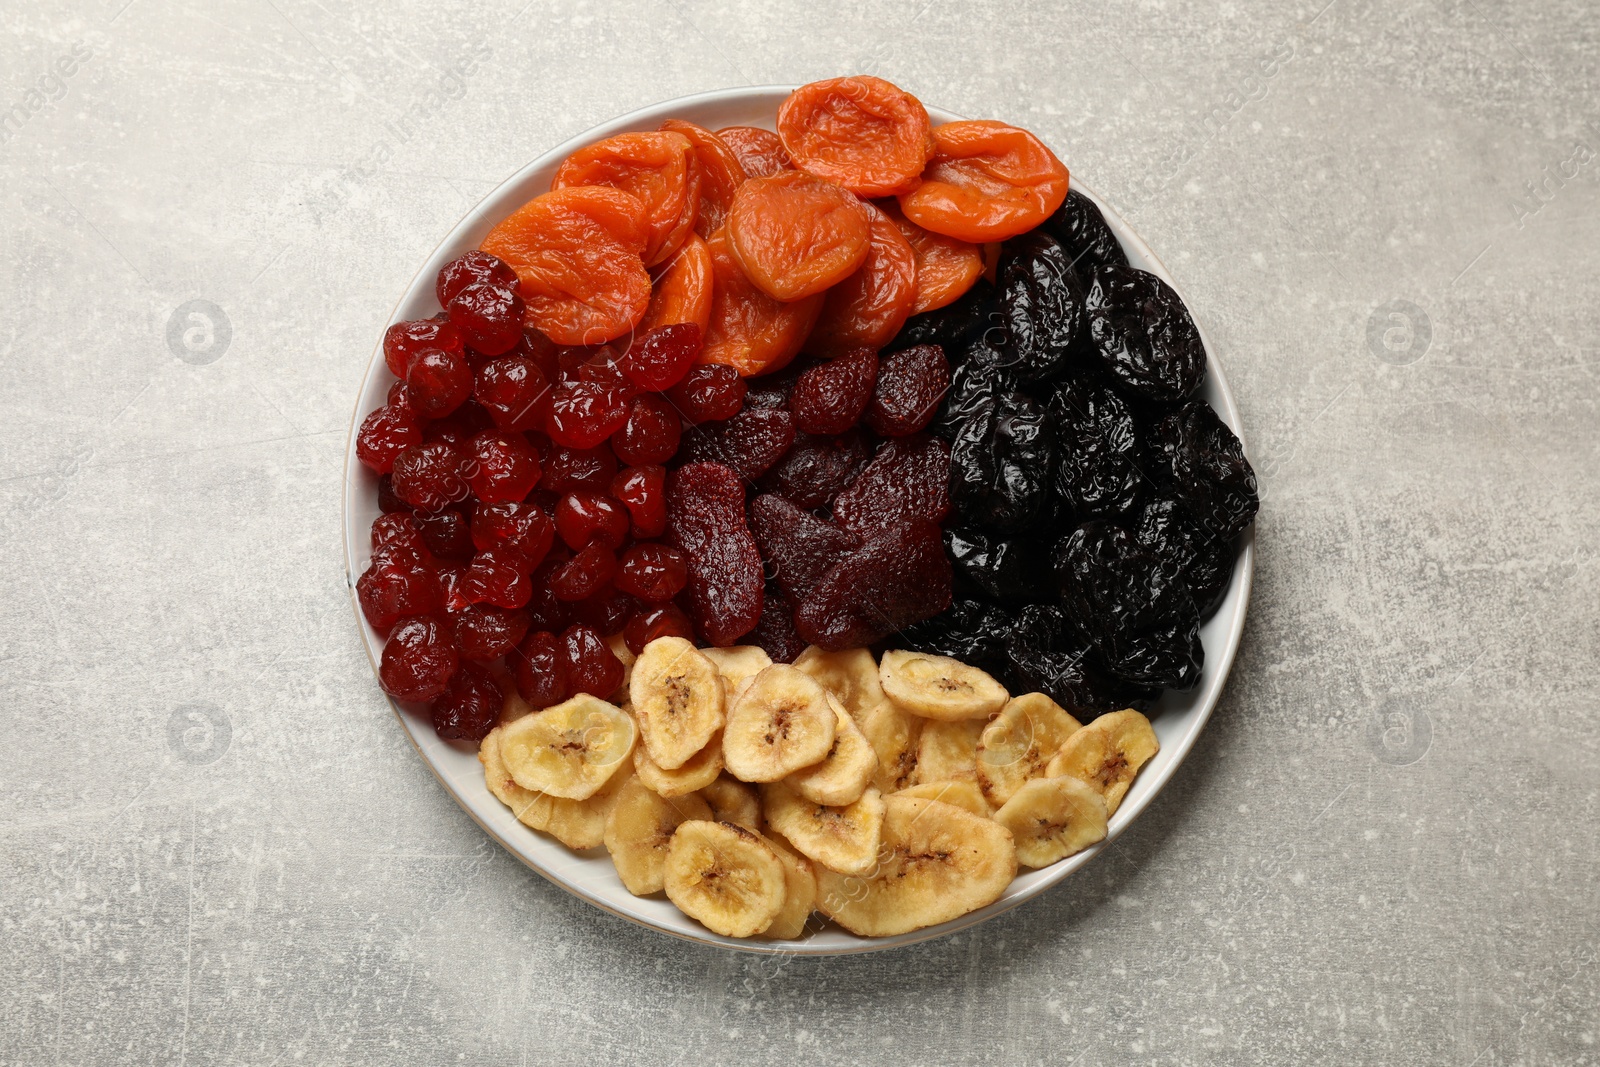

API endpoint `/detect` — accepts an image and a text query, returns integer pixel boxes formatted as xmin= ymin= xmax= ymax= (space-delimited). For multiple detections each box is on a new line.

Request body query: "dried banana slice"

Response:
xmin=758 ymin=832 xmax=818 ymax=940
xmin=629 ymin=637 xmax=726 ymax=770
xmin=911 ymin=717 xmax=987 ymax=785
xmin=761 ymin=780 xmax=885 ymax=876
xmin=700 ymin=645 xmax=773 ymax=696
xmin=992 ymin=776 xmax=1108 ymax=868
xmin=855 ymin=698 xmax=922 ymax=793
xmin=1044 ymin=709 xmax=1159 ymax=816
xmin=479 ymin=727 xmax=631 ymax=850
xmin=722 ymin=665 xmax=837 ymax=782
xmin=664 ymin=820 xmax=787 ymax=937
xmin=787 ymin=695 xmax=877 ymax=807
xmin=792 ymin=646 xmax=887 ymax=719
xmin=975 ymin=693 xmax=1083 ymax=808
xmin=603 ymin=776 xmax=714 ymax=896
xmin=634 ymin=729 xmax=724 ymax=798
xmin=698 ymin=774 xmax=762 ymax=831
xmin=815 ymin=795 xmax=1016 ymax=937
xmin=892 ymin=779 xmax=992 ymax=818
xmin=879 ymin=650 xmax=1009 ymax=721
xmin=497 ymin=694 xmax=636 ymax=800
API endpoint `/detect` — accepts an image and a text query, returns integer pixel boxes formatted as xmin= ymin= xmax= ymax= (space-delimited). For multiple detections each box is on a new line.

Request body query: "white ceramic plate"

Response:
xmin=342 ymin=86 xmax=1254 ymax=955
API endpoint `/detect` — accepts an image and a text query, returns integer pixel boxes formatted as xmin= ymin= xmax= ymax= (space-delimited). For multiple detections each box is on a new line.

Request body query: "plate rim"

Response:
xmin=340 ymin=84 xmax=1254 ymax=956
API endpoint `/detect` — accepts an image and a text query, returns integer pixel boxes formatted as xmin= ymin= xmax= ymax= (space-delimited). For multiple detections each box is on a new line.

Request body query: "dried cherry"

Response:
xmin=615 ymin=543 xmax=689 ymax=602
xmin=554 ymin=490 xmax=630 ymax=550
xmin=431 ymin=662 xmax=503 ymax=743
xmin=611 ymin=465 xmax=668 ymax=539
xmin=356 ymin=403 xmax=423 ymax=475
xmin=474 ymin=355 xmax=551 ymax=433
xmin=542 ymin=443 xmax=616 ymax=494
xmin=447 ymin=281 xmax=525 ymax=356
xmin=561 ymin=624 xmax=624 ymax=697
xmin=464 ymin=430 xmax=541 ymax=503
xmin=379 ymin=616 xmax=458 ymax=703
xmin=461 ymin=549 xmax=532 ymax=610
xmin=357 ymin=542 xmax=440 ymax=634
xmin=453 ymin=603 xmax=531 ymax=662
xmin=666 ymin=361 xmax=747 ymax=422
xmin=384 ymin=318 xmax=464 ymax=379
xmin=437 ymin=250 xmax=519 ymax=309
xmin=624 ymin=603 xmax=695 ymax=655
xmin=391 ymin=442 xmax=468 ymax=513
xmin=545 ymin=382 xmax=629 ymax=449
xmin=548 ymin=542 xmax=618 ymax=602
xmin=512 ymin=630 xmax=568 ymax=709
xmin=413 ymin=508 xmax=474 ymax=562
xmin=612 ymin=394 xmax=682 ymax=466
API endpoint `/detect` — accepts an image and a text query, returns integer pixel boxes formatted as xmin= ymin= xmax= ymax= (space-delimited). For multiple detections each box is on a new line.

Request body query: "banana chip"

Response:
xmin=630 ymin=637 xmax=726 ymax=770
xmin=993 ymin=776 xmax=1107 ymax=868
xmin=892 ymin=779 xmax=992 ymax=818
xmin=723 ymin=665 xmax=836 ymax=782
xmin=604 ymin=776 xmax=714 ymax=895
xmin=855 ymin=698 xmax=922 ymax=793
xmin=792 ymin=646 xmax=887 ymax=719
xmin=480 ymin=727 xmax=631 ymax=850
xmin=787 ymin=696 xmax=878 ymax=807
xmin=761 ymin=780 xmax=884 ymax=876
xmin=1045 ymin=709 xmax=1159 ymax=816
xmin=879 ymin=650 xmax=1009 ymax=721
xmin=665 ymin=821 xmax=787 ymax=938
xmin=698 ymin=774 xmax=762 ymax=831
xmin=912 ymin=717 xmax=986 ymax=785
xmin=700 ymin=645 xmax=773 ymax=696
xmin=976 ymin=693 xmax=1083 ymax=807
xmin=634 ymin=729 xmax=724 ymax=798
xmin=497 ymin=695 xmax=636 ymax=800
xmin=758 ymin=832 xmax=818 ymax=940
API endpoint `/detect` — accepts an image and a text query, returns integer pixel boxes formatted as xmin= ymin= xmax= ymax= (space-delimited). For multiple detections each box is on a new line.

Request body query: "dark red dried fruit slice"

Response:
xmin=791 ymin=348 xmax=878 ymax=435
xmin=379 ymin=616 xmax=459 ymax=702
xmin=679 ymin=407 xmax=797 ymax=480
xmin=664 ymin=462 xmax=764 ymax=647
xmin=744 ymin=582 xmax=807 ymax=664
xmin=747 ymin=494 xmax=860 ymax=604
xmin=831 ymin=433 xmax=951 ymax=536
xmin=757 ymin=430 xmax=872 ymax=510
xmin=792 ymin=520 xmax=952 ymax=650
xmin=866 ymin=344 xmax=950 ymax=437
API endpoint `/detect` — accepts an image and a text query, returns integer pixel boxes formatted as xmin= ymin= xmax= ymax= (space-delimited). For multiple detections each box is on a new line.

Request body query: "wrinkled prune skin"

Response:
xmin=895 ymin=278 xmax=997 ymax=349
xmin=1132 ymin=497 xmax=1236 ymax=620
xmin=1054 ymin=521 xmax=1202 ymax=690
xmin=893 ymin=598 xmax=1011 ymax=676
xmin=748 ymin=494 xmax=860 ymax=604
xmin=1004 ymin=604 xmax=1161 ymax=717
xmin=949 ymin=390 xmax=1056 ymax=533
xmin=794 ymin=521 xmax=952 ymax=650
xmin=1149 ymin=398 xmax=1259 ymax=542
xmin=1047 ymin=376 xmax=1144 ymax=522
xmin=932 ymin=357 xmax=1010 ymax=441
xmin=758 ymin=429 xmax=873 ymax=510
xmin=1042 ymin=189 xmax=1129 ymax=279
xmin=1083 ymin=265 xmax=1206 ymax=405
xmin=945 ymin=526 xmax=1034 ymax=605
xmin=997 ymin=232 xmax=1085 ymax=384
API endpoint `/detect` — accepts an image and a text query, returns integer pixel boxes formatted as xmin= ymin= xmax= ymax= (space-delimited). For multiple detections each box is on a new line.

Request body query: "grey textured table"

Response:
xmin=3 ymin=1 xmax=1596 ymax=1064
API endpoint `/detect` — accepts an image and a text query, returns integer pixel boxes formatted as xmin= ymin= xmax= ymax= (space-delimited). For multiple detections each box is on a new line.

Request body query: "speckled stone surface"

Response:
xmin=2 ymin=1 xmax=1597 ymax=1063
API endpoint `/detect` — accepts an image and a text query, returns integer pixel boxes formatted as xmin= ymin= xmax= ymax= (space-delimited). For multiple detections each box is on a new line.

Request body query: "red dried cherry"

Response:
xmin=377 ymin=474 xmax=409 ymax=514
xmin=379 ymin=616 xmax=458 ymax=702
xmin=384 ymin=318 xmax=464 ymax=379
xmin=624 ymin=603 xmax=695 ymax=654
xmin=356 ymin=403 xmax=423 ymax=475
xmin=370 ymin=512 xmax=422 ymax=553
xmin=792 ymin=348 xmax=878 ymax=434
xmin=555 ymin=491 xmax=630 ymax=550
xmin=464 ymin=430 xmax=541 ymax=503
xmin=667 ymin=363 xmax=747 ymax=423
xmin=524 ymin=557 xmax=570 ymax=631
xmin=357 ymin=542 xmax=440 ymax=634
xmin=546 ymin=382 xmax=629 ymax=449
xmin=437 ymin=250 xmax=518 ymax=308
xmin=437 ymin=563 xmax=467 ymax=611
xmin=452 ymin=604 xmax=531 ymax=662
xmin=431 ymin=661 xmax=503 ymax=743
xmin=542 ymin=444 xmax=617 ymax=493
xmin=461 ymin=549 xmax=532 ymax=609
xmin=548 ymin=542 xmax=617 ymax=601
xmin=421 ymin=400 xmax=493 ymax=448
xmin=620 ymin=323 xmax=703 ymax=391
xmin=413 ymin=508 xmax=475 ymax=562
xmin=569 ymin=587 xmax=638 ymax=633
xmin=561 ymin=624 xmax=624 ymax=697
xmin=611 ymin=465 xmax=668 ymax=538
xmin=577 ymin=346 xmax=641 ymax=399
xmin=615 ymin=543 xmax=689 ymax=602
xmin=391 ymin=442 xmax=468 ymax=513
xmin=470 ymin=500 xmax=554 ymax=569
xmin=406 ymin=349 xmax=473 ymax=419
xmin=612 ymin=394 xmax=682 ymax=466
xmin=475 ymin=356 xmax=551 ymax=432
xmin=447 ymin=280 xmax=524 ymax=355
xmin=512 ymin=630 xmax=568 ymax=709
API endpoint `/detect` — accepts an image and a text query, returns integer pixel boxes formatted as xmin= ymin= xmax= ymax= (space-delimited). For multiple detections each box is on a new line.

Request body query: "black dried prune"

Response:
xmin=1047 ymin=376 xmax=1144 ymax=522
xmin=997 ymin=231 xmax=1085 ymax=384
xmin=895 ymin=598 xmax=1011 ymax=676
xmin=1004 ymin=604 xmax=1160 ymax=717
xmin=1132 ymin=497 xmax=1236 ymax=619
xmin=949 ymin=389 xmax=1056 ymax=533
xmin=1084 ymin=265 xmax=1206 ymax=405
xmin=1053 ymin=521 xmax=1202 ymax=690
xmin=895 ymin=278 xmax=997 ymax=349
xmin=1149 ymin=398 xmax=1259 ymax=541
xmin=945 ymin=526 xmax=1035 ymax=605
xmin=932 ymin=357 xmax=1009 ymax=441
xmin=1042 ymin=189 xmax=1130 ymax=279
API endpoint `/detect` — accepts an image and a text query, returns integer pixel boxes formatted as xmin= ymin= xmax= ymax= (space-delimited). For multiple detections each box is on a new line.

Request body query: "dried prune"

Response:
xmin=944 ymin=527 xmax=1035 ymax=605
xmin=1003 ymin=604 xmax=1160 ymax=717
xmin=949 ymin=389 xmax=1055 ymax=532
xmin=1083 ymin=265 xmax=1206 ymax=405
xmin=1131 ymin=497 xmax=1236 ymax=619
xmin=1053 ymin=521 xmax=1202 ymax=690
xmin=895 ymin=277 xmax=996 ymax=350
xmin=931 ymin=356 xmax=1010 ymax=441
xmin=746 ymin=582 xmax=807 ymax=664
xmin=664 ymin=462 xmax=765 ymax=646
xmin=791 ymin=348 xmax=877 ymax=434
xmin=748 ymin=495 xmax=860 ymax=604
xmin=831 ymin=433 xmax=951 ymax=536
xmin=893 ymin=598 xmax=1010 ymax=676
xmin=1041 ymin=189 xmax=1129 ymax=279
xmin=1148 ymin=398 xmax=1258 ymax=542
xmin=996 ymin=231 xmax=1085 ymax=383
xmin=866 ymin=344 xmax=950 ymax=437
xmin=758 ymin=430 xmax=872 ymax=510
xmin=679 ymin=406 xmax=797 ymax=479
xmin=1047 ymin=377 xmax=1143 ymax=522
xmin=793 ymin=520 xmax=951 ymax=650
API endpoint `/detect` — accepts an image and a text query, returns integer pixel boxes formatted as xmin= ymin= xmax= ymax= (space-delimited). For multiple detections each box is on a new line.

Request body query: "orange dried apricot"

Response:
xmin=552 ymin=131 xmax=699 ymax=267
xmin=880 ymin=200 xmax=985 ymax=315
xmin=701 ymin=226 xmax=824 ymax=377
xmin=777 ymin=76 xmax=934 ymax=197
xmin=806 ymin=202 xmax=917 ymax=357
xmin=726 ymin=170 xmax=873 ymax=302
xmin=639 ymin=232 xmax=714 ymax=335
xmin=660 ymin=119 xmax=749 ymax=238
xmin=480 ymin=186 xmax=651 ymax=346
xmin=715 ymin=126 xmax=793 ymax=179
xmin=897 ymin=120 xmax=1069 ymax=243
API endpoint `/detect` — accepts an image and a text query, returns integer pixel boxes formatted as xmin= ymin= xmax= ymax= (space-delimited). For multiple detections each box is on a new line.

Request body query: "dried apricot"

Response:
xmin=727 ymin=170 xmax=872 ymax=302
xmin=881 ymin=200 xmax=985 ymax=315
xmin=639 ymin=232 xmax=714 ymax=335
xmin=897 ymin=120 xmax=1070 ymax=243
xmin=715 ymin=125 xmax=792 ymax=178
xmin=661 ymin=119 xmax=749 ymax=237
xmin=480 ymin=187 xmax=651 ymax=346
xmin=552 ymin=131 xmax=699 ymax=267
xmin=806 ymin=202 xmax=917 ymax=357
xmin=700 ymin=226 xmax=824 ymax=377
xmin=777 ymin=76 xmax=934 ymax=197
